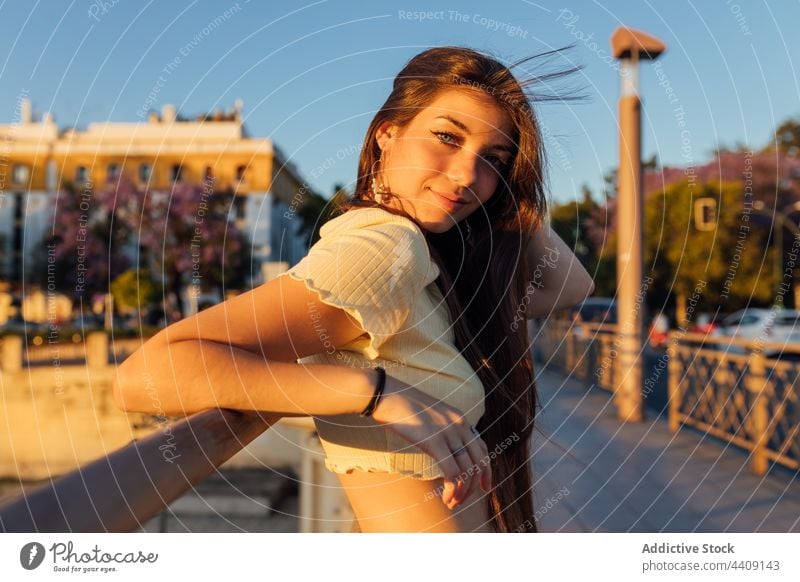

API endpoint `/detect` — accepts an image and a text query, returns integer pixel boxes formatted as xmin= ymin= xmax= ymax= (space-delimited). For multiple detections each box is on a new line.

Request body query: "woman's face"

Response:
xmin=374 ymin=88 xmax=515 ymax=233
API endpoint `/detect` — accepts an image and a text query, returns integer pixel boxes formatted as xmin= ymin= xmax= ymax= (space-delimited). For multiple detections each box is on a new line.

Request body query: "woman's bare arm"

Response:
xmin=113 ymin=272 xmax=492 ymax=508
xmin=112 ymin=274 xmax=378 ymax=417
xmin=113 ymin=340 xmax=380 ymax=417
xmin=524 ymin=220 xmax=595 ymax=318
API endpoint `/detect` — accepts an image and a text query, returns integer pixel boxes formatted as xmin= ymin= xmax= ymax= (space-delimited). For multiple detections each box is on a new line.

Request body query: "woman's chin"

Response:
xmin=410 ymin=207 xmax=464 ymax=234
xmin=414 ymin=216 xmax=460 ymax=234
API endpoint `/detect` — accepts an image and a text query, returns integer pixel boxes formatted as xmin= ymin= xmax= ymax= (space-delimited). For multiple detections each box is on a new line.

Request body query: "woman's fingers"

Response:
xmin=429 ymin=442 xmax=463 ymax=507
xmin=441 ymin=421 xmax=489 ymax=508
xmin=372 ymin=385 xmax=491 ymax=508
xmin=469 ymin=426 xmax=491 ymax=493
xmin=458 ymin=454 xmax=480 ymax=506
xmin=443 ymin=436 xmax=473 ymax=508
xmin=453 ymin=424 xmax=488 ymax=506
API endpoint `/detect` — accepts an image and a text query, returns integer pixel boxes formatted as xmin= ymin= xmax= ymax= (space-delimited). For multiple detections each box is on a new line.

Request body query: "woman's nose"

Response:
xmin=447 ymin=149 xmax=480 ymax=188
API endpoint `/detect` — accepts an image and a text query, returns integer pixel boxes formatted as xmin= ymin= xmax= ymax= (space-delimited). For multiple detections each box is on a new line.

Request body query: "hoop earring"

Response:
xmin=370 ymin=158 xmax=392 ymax=204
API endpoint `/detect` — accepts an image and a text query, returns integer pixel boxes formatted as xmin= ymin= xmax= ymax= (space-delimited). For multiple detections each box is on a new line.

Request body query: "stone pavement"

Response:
xmin=530 ymin=365 xmax=800 ymax=532
xmin=136 ymin=467 xmax=300 ymax=533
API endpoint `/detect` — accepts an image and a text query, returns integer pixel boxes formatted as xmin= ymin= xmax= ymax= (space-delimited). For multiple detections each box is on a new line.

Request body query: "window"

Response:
xmin=170 ymin=164 xmax=183 ymax=182
xmin=107 ymin=163 xmax=121 ymax=181
xmin=235 ymin=165 xmax=247 ymax=182
xmin=75 ymin=166 xmax=89 ymax=183
xmin=138 ymin=163 xmax=152 ymax=183
xmin=12 ymin=164 xmax=30 ymax=185
xmin=204 ymin=166 xmax=214 ymax=182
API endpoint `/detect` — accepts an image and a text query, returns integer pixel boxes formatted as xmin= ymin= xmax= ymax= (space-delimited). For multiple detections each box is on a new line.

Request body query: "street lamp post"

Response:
xmin=610 ymin=27 xmax=667 ymax=422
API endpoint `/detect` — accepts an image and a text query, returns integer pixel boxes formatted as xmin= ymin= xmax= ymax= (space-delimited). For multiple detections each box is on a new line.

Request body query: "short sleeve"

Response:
xmin=281 ymin=209 xmax=437 ymax=360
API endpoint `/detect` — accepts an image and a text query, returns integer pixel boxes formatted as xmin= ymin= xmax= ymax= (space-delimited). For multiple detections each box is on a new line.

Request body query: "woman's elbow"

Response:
xmin=585 ymin=279 xmax=596 ymax=298
xmin=561 ymin=272 xmax=595 ymax=306
xmin=112 ymin=358 xmax=147 ymax=413
xmin=112 ymin=348 xmax=162 ymax=414
xmin=113 ymin=374 xmax=137 ymax=413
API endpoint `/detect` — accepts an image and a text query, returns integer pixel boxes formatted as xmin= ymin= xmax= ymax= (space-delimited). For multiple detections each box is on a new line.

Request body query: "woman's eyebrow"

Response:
xmin=434 ymin=115 xmax=514 ymax=153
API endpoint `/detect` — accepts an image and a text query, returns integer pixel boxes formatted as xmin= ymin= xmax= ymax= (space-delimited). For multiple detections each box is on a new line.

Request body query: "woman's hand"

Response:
xmin=370 ymin=374 xmax=492 ymax=510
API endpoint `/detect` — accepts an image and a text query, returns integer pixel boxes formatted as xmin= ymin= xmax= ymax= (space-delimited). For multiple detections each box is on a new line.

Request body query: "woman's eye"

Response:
xmin=432 ymin=131 xmax=509 ymax=172
xmin=484 ymin=155 xmax=508 ymax=171
xmin=432 ymin=131 xmax=458 ymax=146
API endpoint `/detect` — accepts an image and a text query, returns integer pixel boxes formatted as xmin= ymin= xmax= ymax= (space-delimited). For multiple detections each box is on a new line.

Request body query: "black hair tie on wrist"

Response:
xmin=360 ymin=366 xmax=386 ymax=417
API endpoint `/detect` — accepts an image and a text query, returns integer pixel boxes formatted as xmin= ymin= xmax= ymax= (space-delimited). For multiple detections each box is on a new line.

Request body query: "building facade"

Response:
xmin=0 ymin=99 xmax=315 ymax=302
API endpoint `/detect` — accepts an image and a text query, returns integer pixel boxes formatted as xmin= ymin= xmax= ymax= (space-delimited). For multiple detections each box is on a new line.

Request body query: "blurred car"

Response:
xmin=0 ymin=315 xmax=51 ymax=336
xmin=711 ymin=308 xmax=800 ymax=356
xmin=691 ymin=311 xmax=725 ymax=335
xmin=563 ymin=297 xmax=616 ymax=340
xmin=772 ymin=310 xmax=800 ymax=359
xmin=567 ymin=297 xmax=617 ymax=325
xmin=69 ymin=311 xmax=104 ymax=331
xmin=647 ymin=311 xmax=670 ymax=348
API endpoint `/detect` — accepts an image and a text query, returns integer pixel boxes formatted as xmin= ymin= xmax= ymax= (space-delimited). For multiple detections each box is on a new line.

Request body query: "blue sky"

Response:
xmin=1 ymin=0 xmax=798 ymax=205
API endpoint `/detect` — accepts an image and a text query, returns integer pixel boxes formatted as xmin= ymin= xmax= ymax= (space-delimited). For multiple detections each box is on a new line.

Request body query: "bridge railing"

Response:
xmin=535 ymin=318 xmax=800 ymax=476
xmin=667 ymin=332 xmax=800 ymax=475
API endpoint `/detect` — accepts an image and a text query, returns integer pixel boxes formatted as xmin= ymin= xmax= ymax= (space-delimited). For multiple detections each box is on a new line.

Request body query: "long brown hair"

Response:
xmin=332 ymin=45 xmax=583 ymax=533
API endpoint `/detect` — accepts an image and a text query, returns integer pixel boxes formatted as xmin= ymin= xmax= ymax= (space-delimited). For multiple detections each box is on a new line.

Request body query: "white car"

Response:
xmin=712 ymin=308 xmax=800 ymax=357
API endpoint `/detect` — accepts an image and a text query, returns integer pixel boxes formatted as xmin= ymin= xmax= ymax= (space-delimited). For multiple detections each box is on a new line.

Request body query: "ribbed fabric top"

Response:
xmin=280 ymin=206 xmax=486 ymax=480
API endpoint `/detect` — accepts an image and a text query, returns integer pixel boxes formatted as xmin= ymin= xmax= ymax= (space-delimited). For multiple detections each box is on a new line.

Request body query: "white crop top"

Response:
xmin=280 ymin=206 xmax=486 ymax=480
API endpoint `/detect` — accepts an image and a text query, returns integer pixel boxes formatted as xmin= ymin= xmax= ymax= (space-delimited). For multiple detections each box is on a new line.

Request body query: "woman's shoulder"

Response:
xmin=320 ymin=206 xmax=424 ymax=240
xmin=316 ymin=205 xmax=439 ymax=286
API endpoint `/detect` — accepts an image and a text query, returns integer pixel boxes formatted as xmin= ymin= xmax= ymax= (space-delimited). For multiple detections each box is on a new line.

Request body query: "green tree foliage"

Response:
xmin=774 ymin=118 xmax=800 ymax=157
xmin=110 ymin=268 xmax=162 ymax=314
xmin=297 ymin=189 xmax=333 ymax=248
xmin=549 ymin=185 xmax=597 ymax=264
xmin=559 ymin=186 xmax=617 ymax=296
xmin=644 ymin=179 xmax=775 ymax=311
xmin=549 ymin=186 xmax=622 ymax=298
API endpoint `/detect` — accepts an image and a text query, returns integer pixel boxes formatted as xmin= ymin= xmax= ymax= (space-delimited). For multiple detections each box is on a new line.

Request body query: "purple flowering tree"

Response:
xmin=46 ymin=176 xmax=252 ymax=318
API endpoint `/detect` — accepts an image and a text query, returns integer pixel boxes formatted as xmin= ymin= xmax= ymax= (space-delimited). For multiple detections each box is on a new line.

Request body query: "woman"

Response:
xmin=113 ymin=46 xmax=595 ymax=533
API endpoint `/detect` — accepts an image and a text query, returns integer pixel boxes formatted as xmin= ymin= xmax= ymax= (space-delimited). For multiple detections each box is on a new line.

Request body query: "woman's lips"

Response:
xmin=428 ymin=188 xmax=468 ymax=210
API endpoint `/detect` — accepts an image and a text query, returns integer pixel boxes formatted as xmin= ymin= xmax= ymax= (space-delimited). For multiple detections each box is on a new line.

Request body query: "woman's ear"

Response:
xmin=375 ymin=121 xmax=398 ymax=153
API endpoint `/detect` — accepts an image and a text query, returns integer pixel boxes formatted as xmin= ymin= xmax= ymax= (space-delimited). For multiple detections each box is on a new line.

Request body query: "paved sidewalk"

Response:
xmin=137 ymin=467 xmax=300 ymax=533
xmin=530 ymin=366 xmax=800 ymax=533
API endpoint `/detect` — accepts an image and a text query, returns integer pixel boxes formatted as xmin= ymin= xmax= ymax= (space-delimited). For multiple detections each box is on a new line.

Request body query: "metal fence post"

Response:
xmin=1 ymin=336 xmax=23 ymax=373
xmin=86 ymin=331 xmax=109 ymax=368
xmin=566 ymin=323 xmax=575 ymax=373
xmin=747 ymin=351 xmax=769 ymax=475
xmin=667 ymin=333 xmax=681 ymax=432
